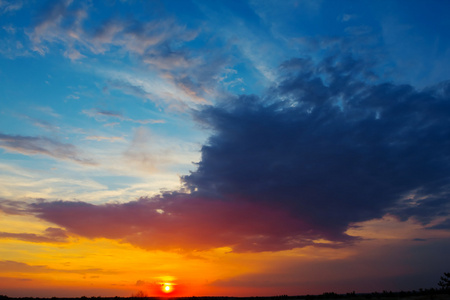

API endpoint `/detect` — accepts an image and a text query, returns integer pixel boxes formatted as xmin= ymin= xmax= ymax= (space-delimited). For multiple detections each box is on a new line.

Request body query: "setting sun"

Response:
xmin=161 ymin=283 xmax=173 ymax=294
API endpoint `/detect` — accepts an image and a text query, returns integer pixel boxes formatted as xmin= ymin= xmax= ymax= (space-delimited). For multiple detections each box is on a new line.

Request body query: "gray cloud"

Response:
xmin=0 ymin=198 xmax=29 ymax=215
xmin=0 ymin=132 xmax=96 ymax=165
xmin=0 ymin=227 xmax=69 ymax=243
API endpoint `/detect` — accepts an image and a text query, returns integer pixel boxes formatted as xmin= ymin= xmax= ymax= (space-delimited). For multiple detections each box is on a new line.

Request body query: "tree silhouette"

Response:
xmin=438 ymin=272 xmax=450 ymax=290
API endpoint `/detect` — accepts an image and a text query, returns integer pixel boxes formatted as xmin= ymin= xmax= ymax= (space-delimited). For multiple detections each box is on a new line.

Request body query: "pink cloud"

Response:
xmin=24 ymin=195 xmax=340 ymax=252
xmin=0 ymin=227 xmax=68 ymax=244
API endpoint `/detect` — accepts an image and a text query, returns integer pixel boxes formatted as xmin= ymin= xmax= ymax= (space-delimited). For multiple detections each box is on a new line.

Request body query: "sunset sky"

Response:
xmin=1 ymin=0 xmax=450 ymax=297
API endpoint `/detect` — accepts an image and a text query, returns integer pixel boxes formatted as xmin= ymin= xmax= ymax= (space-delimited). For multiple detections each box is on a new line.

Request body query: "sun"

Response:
xmin=161 ymin=283 xmax=173 ymax=294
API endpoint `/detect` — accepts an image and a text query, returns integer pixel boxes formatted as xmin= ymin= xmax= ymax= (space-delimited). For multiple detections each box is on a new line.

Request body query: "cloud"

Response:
xmin=8 ymin=196 xmax=319 ymax=252
xmin=429 ymin=218 xmax=450 ymax=230
xmin=0 ymin=0 xmax=23 ymax=14
xmin=339 ymin=14 xmax=356 ymax=22
xmin=105 ymin=70 xmax=211 ymax=111
xmin=0 ymin=260 xmax=49 ymax=273
xmin=0 ymin=23 xmax=31 ymax=58
xmin=0 ymin=198 xmax=29 ymax=215
xmin=0 ymin=260 xmax=106 ymax=275
xmin=122 ymin=127 xmax=171 ymax=174
xmin=0 ymin=227 xmax=69 ymax=243
xmin=82 ymin=108 xmax=165 ymax=125
xmin=84 ymin=136 xmax=124 ymax=142
xmin=34 ymin=106 xmax=61 ymax=118
xmin=18 ymin=115 xmax=60 ymax=133
xmin=2 ymin=54 xmax=450 ymax=253
xmin=185 ymin=55 xmax=450 ymax=235
xmin=29 ymin=1 xmax=197 ymax=70
xmin=107 ymin=79 xmax=152 ymax=100
xmin=0 ymin=132 xmax=96 ymax=165
xmin=27 ymin=1 xmax=232 ymax=110
xmin=82 ymin=109 xmax=123 ymax=119
xmin=31 ymin=119 xmax=60 ymax=132
xmin=103 ymin=122 xmax=120 ymax=128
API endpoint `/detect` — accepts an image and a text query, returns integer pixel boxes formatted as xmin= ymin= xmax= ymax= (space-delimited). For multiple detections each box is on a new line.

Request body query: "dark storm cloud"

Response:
xmin=0 ymin=133 xmax=96 ymax=165
xmin=429 ymin=218 xmax=450 ymax=230
xmin=184 ymin=54 xmax=450 ymax=239
xmin=2 ymin=54 xmax=449 ymax=252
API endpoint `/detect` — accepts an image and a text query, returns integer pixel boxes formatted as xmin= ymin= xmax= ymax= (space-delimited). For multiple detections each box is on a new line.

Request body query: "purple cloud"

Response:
xmin=0 ymin=227 xmax=69 ymax=243
xmin=2 ymin=54 xmax=450 ymax=252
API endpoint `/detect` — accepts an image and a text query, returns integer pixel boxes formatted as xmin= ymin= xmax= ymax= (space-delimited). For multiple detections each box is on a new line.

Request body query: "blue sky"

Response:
xmin=1 ymin=0 xmax=450 ymax=297
xmin=1 ymin=0 xmax=449 ymax=204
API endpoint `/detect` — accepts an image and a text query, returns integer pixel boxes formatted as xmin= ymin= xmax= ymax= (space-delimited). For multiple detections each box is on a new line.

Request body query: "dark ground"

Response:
xmin=1 ymin=289 xmax=450 ymax=300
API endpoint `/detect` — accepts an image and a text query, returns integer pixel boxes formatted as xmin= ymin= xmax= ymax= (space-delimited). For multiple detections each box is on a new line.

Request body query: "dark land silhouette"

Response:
xmin=2 ymin=274 xmax=450 ymax=300
xmin=1 ymin=288 xmax=450 ymax=300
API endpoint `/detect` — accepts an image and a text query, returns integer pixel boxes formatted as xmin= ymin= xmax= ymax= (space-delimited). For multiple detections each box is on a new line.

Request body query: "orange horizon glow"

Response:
xmin=2 ymin=213 xmax=450 ymax=298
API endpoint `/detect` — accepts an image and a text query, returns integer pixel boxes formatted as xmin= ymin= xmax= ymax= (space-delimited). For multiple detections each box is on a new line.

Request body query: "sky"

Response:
xmin=1 ymin=0 xmax=450 ymax=297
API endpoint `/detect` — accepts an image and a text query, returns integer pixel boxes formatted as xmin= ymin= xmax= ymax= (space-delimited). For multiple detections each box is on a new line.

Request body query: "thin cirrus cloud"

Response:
xmin=82 ymin=108 xmax=165 ymax=125
xmin=2 ymin=54 xmax=449 ymax=253
xmin=0 ymin=133 xmax=96 ymax=165
xmin=84 ymin=136 xmax=124 ymax=142
xmin=103 ymin=70 xmax=211 ymax=111
xmin=0 ymin=0 xmax=23 ymax=14
xmin=28 ymin=0 xmax=216 ymax=109
xmin=0 ymin=260 xmax=106 ymax=275
xmin=16 ymin=115 xmax=60 ymax=133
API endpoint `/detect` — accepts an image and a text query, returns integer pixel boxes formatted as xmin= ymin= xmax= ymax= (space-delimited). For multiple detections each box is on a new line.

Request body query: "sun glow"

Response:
xmin=161 ymin=283 xmax=173 ymax=294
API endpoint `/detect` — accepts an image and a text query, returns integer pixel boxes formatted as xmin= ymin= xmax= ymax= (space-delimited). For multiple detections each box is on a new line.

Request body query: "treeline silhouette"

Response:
xmin=1 ymin=288 xmax=450 ymax=300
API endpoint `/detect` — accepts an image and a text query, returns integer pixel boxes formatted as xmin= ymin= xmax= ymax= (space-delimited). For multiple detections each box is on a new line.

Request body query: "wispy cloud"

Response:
xmin=27 ymin=1 xmax=215 ymax=109
xmin=122 ymin=127 xmax=171 ymax=174
xmin=105 ymin=71 xmax=210 ymax=111
xmin=84 ymin=136 xmax=124 ymax=142
xmin=0 ymin=227 xmax=69 ymax=243
xmin=103 ymin=122 xmax=120 ymax=128
xmin=0 ymin=0 xmax=23 ymax=14
xmin=82 ymin=109 xmax=123 ymax=119
xmin=0 ymin=133 xmax=96 ymax=165
xmin=82 ymin=108 xmax=165 ymax=125
xmin=34 ymin=106 xmax=61 ymax=118
xmin=0 ymin=260 xmax=108 ymax=275
xmin=18 ymin=115 xmax=60 ymax=133
xmin=0 ymin=25 xmax=30 ymax=58
xmin=0 ymin=198 xmax=28 ymax=215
